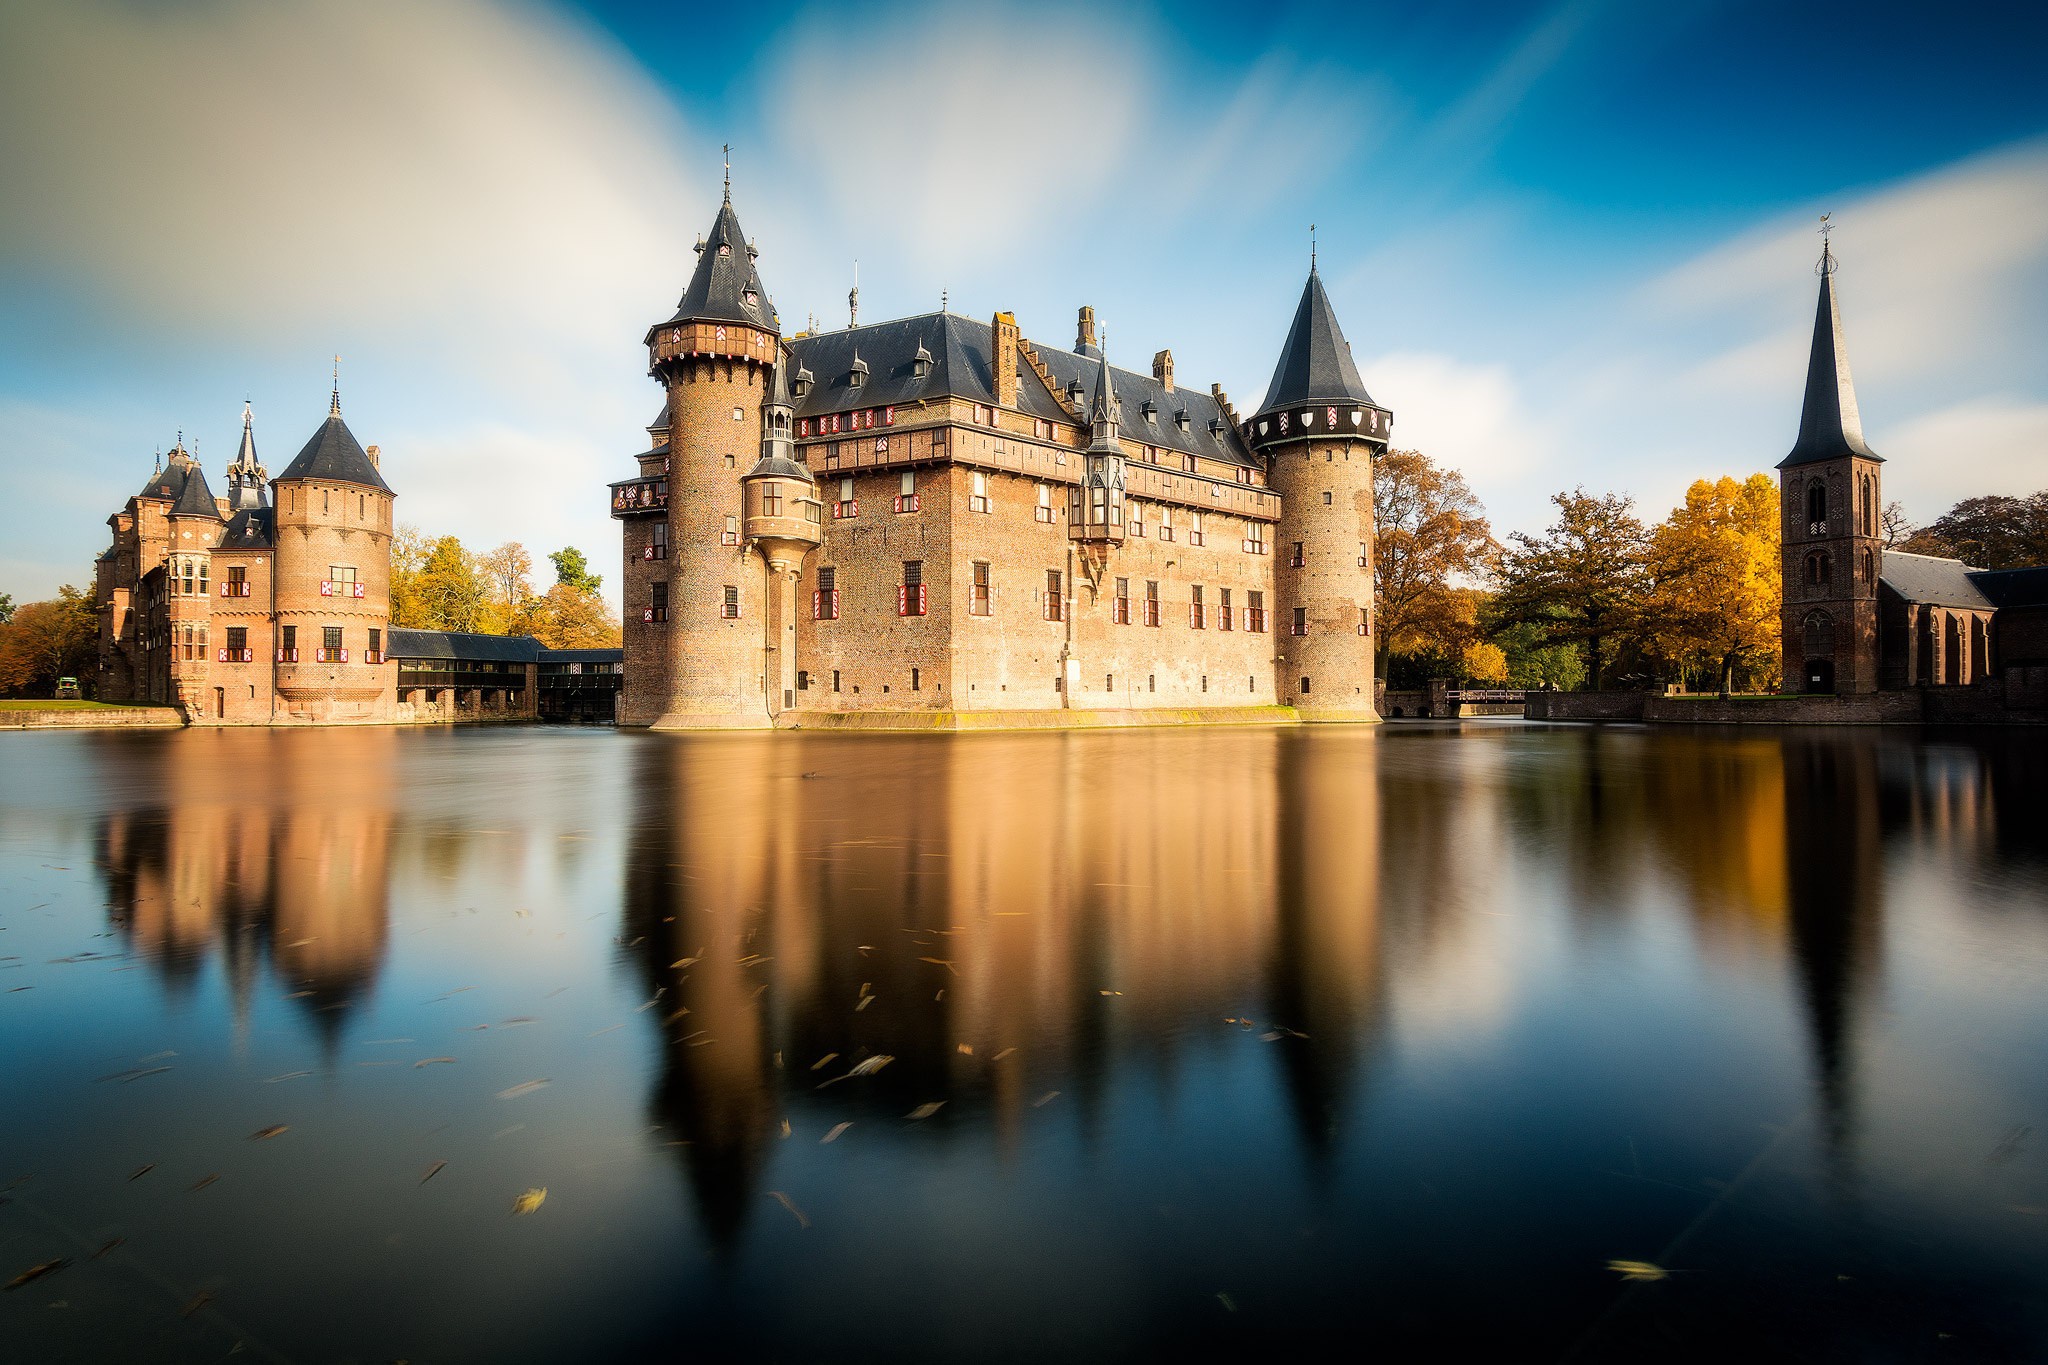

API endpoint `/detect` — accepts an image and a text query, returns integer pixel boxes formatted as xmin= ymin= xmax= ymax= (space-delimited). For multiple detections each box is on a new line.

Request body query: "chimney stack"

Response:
xmin=366 ymin=443 xmax=381 ymax=470
xmin=1153 ymin=349 xmax=1175 ymax=393
xmin=1076 ymin=305 xmax=1098 ymax=353
xmin=992 ymin=312 xmax=1019 ymax=408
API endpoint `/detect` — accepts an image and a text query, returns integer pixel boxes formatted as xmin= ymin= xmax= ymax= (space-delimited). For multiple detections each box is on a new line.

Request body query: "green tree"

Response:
xmin=549 ymin=547 xmax=602 ymax=595
xmin=1495 ymin=488 xmax=1650 ymax=690
xmin=1901 ymin=490 xmax=2048 ymax=569
xmin=0 ymin=590 xmax=14 ymax=625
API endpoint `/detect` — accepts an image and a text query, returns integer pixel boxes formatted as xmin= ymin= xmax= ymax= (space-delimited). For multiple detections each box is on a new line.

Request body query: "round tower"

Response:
xmin=1248 ymin=266 xmax=1390 ymax=721
xmin=162 ymin=439 xmax=224 ymax=715
xmin=624 ymin=183 xmax=781 ymax=728
xmin=271 ymin=381 xmax=395 ymax=722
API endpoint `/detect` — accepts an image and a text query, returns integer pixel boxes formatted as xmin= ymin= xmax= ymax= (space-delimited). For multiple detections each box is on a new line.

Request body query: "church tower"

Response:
xmin=1249 ymin=264 xmax=1391 ymax=720
xmin=1777 ymin=236 xmax=1884 ymax=694
xmin=623 ymin=176 xmax=782 ymax=728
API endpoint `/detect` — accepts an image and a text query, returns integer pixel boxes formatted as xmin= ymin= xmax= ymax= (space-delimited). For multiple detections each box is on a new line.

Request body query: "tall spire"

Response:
xmin=227 ymin=399 xmax=268 ymax=512
xmin=1778 ymin=223 xmax=1880 ymax=468
xmin=1253 ymin=269 xmax=1377 ymax=419
xmin=722 ymin=143 xmax=731 ymax=204
xmin=330 ymin=355 xmax=342 ymax=418
xmin=1088 ymin=333 xmax=1121 ymax=451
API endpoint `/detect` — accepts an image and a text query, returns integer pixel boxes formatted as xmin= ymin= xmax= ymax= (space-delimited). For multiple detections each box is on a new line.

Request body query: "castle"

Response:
xmin=1775 ymin=240 xmax=2046 ymax=704
xmin=611 ymin=182 xmax=1389 ymax=728
xmin=93 ymin=388 xmax=399 ymax=723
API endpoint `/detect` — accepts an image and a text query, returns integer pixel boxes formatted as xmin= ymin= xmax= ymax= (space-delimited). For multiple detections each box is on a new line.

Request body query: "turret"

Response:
xmin=741 ymin=351 xmax=823 ymax=720
xmin=225 ymin=402 xmax=269 ymax=514
xmin=1777 ymin=233 xmax=1884 ymax=694
xmin=1250 ymin=263 xmax=1389 ymax=721
xmin=620 ymin=177 xmax=782 ymax=728
xmin=1068 ymin=344 xmax=1127 ymax=546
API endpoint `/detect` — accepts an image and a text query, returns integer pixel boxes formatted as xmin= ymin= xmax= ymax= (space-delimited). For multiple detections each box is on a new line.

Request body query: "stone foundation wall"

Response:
xmin=1 ymin=706 xmax=186 ymax=730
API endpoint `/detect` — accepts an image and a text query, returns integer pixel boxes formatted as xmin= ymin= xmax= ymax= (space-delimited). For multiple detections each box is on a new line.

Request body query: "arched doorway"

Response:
xmin=1801 ymin=610 xmax=1836 ymax=693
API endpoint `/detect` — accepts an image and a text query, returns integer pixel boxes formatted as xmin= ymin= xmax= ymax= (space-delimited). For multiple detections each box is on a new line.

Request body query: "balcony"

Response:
xmin=611 ymin=477 xmax=669 ymax=518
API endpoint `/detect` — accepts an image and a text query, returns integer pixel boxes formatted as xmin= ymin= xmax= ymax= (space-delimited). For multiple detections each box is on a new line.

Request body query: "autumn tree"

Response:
xmin=1901 ymin=490 xmax=2048 ymax=569
xmin=513 ymin=583 xmax=621 ymax=648
xmin=1638 ymin=474 xmax=1781 ymax=695
xmin=1495 ymin=488 xmax=1650 ymax=689
xmin=1371 ymin=448 xmax=1498 ymax=672
xmin=1880 ymin=500 xmax=1915 ymax=549
xmin=0 ymin=585 xmax=98 ymax=696
xmin=477 ymin=541 xmax=533 ymax=634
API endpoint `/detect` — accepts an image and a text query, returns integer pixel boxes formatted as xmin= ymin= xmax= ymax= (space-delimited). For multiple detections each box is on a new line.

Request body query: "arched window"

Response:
xmin=1806 ymin=552 xmax=1831 ymax=587
xmin=1860 ymin=475 xmax=1876 ymax=536
xmin=1802 ymin=609 xmax=1835 ymax=657
xmin=1862 ymin=548 xmax=1874 ymax=583
xmin=1806 ymin=480 xmax=1827 ymax=530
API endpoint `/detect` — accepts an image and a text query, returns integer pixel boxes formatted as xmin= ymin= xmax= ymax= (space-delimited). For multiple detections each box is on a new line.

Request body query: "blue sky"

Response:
xmin=3 ymin=0 xmax=2045 ymax=607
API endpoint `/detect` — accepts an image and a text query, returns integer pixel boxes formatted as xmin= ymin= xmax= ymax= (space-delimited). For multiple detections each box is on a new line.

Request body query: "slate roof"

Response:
xmin=1780 ymin=254 xmax=1881 ymax=468
xmin=1254 ymin=270 xmax=1378 ymax=418
xmin=746 ymin=455 xmax=813 ymax=481
xmin=659 ymin=200 xmax=777 ymax=333
xmin=386 ymin=629 xmax=540 ymax=663
xmin=1880 ymin=551 xmax=1992 ymax=609
xmin=1969 ymin=565 xmax=2048 ymax=609
xmin=277 ymin=411 xmax=392 ymax=492
xmin=219 ymin=507 xmax=276 ymax=551
xmin=135 ymin=459 xmax=190 ymax=503
xmin=788 ymin=312 xmax=1256 ymax=467
xmin=170 ymin=459 xmax=222 ymax=520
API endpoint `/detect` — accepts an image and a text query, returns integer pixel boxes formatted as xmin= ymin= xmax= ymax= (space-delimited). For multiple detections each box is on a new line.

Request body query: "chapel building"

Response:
xmin=611 ymin=184 xmax=1391 ymax=728
xmin=1776 ymin=241 xmax=2047 ymax=702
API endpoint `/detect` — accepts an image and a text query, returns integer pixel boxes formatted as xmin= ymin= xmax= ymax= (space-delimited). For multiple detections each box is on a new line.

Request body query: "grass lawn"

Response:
xmin=0 ymin=699 xmax=168 ymax=711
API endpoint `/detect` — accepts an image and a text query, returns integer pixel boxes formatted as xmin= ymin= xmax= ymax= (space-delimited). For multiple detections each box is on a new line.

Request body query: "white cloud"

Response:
xmin=1885 ymin=398 xmax=2048 ymax=510
xmin=1362 ymin=351 xmax=1545 ymax=490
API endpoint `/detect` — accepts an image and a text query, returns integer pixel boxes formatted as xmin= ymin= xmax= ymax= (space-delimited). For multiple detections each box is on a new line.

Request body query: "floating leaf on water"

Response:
xmin=820 ymin=1123 xmax=852 ymax=1144
xmin=1215 ymin=1292 xmax=1238 ymax=1313
xmin=906 ymin=1102 xmax=945 ymax=1121
xmin=189 ymin=1174 xmax=220 ymax=1192
xmin=501 ymin=1017 xmax=535 ymax=1026
xmin=127 ymin=1163 xmax=156 ymax=1182
xmin=956 ymin=1044 xmax=973 ymax=1055
xmin=1606 ymin=1259 xmax=1670 ymax=1282
xmin=1099 ymin=990 xmax=1123 ymax=997
xmin=262 ymin=1071 xmax=312 ymax=1084
xmin=1260 ymin=1031 xmax=1284 ymax=1042
xmin=248 ymin=1125 xmax=289 ymax=1141
xmin=586 ymin=1024 xmax=625 ymax=1038
xmin=854 ymin=996 xmax=875 ymax=1012
xmin=4 ymin=1259 xmax=67 ymax=1292
xmin=512 ymin=1187 xmax=547 ymax=1216
xmin=767 ymin=1190 xmax=811 ymax=1229
xmin=497 ymin=1079 xmax=550 ymax=1100
xmin=992 ymin=1048 xmax=1016 ymax=1062
xmin=919 ymin=957 xmax=958 ymax=976
xmin=419 ymin=1161 xmax=447 ymax=1186
xmin=180 ymin=1290 xmax=214 ymax=1317
xmin=90 ymin=1238 xmax=124 ymax=1260
xmin=96 ymin=1066 xmax=171 ymax=1084
xmin=1033 ymin=1091 xmax=1060 ymax=1108
xmin=779 ymin=1119 xmax=792 ymax=1139
xmin=848 ymin=1055 xmax=893 ymax=1077
xmin=414 ymin=1058 xmax=457 ymax=1069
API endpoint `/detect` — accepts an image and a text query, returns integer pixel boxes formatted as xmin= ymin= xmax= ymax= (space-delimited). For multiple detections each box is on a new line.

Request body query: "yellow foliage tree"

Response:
xmin=1461 ymin=640 xmax=1509 ymax=685
xmin=1640 ymin=474 xmax=1781 ymax=694
xmin=512 ymin=583 xmax=621 ymax=649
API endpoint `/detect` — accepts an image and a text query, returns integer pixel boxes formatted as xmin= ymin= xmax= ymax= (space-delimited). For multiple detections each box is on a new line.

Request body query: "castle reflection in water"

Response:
xmin=89 ymin=725 xmax=2046 ymax=1247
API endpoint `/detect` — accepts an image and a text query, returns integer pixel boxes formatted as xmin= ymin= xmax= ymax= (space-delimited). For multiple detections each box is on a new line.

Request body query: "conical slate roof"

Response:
xmin=170 ymin=458 xmax=222 ymax=520
xmin=135 ymin=458 xmax=189 ymax=503
xmin=1254 ymin=269 xmax=1378 ymax=417
xmin=661 ymin=199 xmax=777 ymax=332
xmin=1087 ymin=346 xmax=1121 ymax=453
xmin=1779 ymin=251 xmax=1881 ymax=468
xmin=277 ymin=407 xmax=391 ymax=491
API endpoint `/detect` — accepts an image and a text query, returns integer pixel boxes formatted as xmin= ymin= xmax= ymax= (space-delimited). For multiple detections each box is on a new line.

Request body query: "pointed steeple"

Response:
xmin=1088 ymin=343 xmax=1121 ymax=452
xmin=1254 ymin=269 xmax=1378 ymax=419
xmin=1778 ymin=241 xmax=1881 ymax=468
xmin=744 ymin=346 xmax=810 ymax=482
xmin=226 ymin=401 xmax=269 ymax=512
xmin=662 ymin=194 xmax=776 ymax=333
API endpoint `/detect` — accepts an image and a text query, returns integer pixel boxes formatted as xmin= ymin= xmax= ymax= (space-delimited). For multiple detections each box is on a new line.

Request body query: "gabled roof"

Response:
xmin=277 ymin=411 xmax=391 ymax=492
xmin=1780 ymin=252 xmax=1880 ymax=468
xmin=170 ymin=459 xmax=222 ymax=520
xmin=386 ymin=629 xmax=540 ymax=663
xmin=1880 ymin=551 xmax=1992 ymax=609
xmin=660 ymin=199 xmax=776 ymax=332
xmin=1969 ymin=565 xmax=2048 ymax=609
xmin=219 ymin=507 xmax=276 ymax=551
xmin=787 ymin=312 xmax=1256 ymax=467
xmin=1254 ymin=270 xmax=1378 ymax=418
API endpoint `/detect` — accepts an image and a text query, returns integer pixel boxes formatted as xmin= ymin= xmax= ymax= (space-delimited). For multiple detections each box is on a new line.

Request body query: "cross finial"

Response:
xmin=1817 ymin=213 xmax=1836 ymax=276
xmin=723 ymin=144 xmax=731 ymax=202
xmin=941 ymin=286 xmax=948 ymax=313
xmin=1310 ymin=222 xmax=1317 ymax=273
xmin=330 ymin=355 xmax=342 ymax=417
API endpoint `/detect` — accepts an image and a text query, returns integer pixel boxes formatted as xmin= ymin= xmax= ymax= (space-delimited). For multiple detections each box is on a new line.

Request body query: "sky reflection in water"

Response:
xmin=1 ymin=724 xmax=2044 ymax=1362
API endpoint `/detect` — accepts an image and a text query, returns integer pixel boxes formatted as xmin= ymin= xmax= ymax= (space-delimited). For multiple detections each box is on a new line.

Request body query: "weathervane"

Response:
xmin=330 ymin=355 xmax=342 ymax=416
xmin=849 ymin=260 xmax=859 ymax=328
xmin=722 ymin=143 xmax=731 ymax=203
xmin=1816 ymin=213 xmax=1836 ymax=276
xmin=1310 ymin=222 xmax=1317 ymax=273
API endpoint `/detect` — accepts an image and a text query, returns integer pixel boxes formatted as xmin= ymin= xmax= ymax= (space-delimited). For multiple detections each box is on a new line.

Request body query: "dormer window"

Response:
xmin=912 ymin=343 xmax=932 ymax=380
xmin=850 ymin=356 xmax=868 ymax=390
xmin=1208 ymin=418 xmax=1225 ymax=436
xmin=1066 ymin=381 xmax=1085 ymax=408
xmin=744 ymin=289 xmax=758 ymax=309
xmin=1175 ymin=409 xmax=1190 ymax=433
xmin=1141 ymin=400 xmax=1158 ymax=421
xmin=718 ymin=243 xmax=732 ymax=257
xmin=793 ymin=365 xmax=812 ymax=398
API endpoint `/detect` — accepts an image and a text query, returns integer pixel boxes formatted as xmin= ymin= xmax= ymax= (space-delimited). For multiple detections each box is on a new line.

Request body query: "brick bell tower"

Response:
xmin=620 ymin=168 xmax=782 ymax=728
xmin=1777 ymin=232 xmax=1884 ymax=695
xmin=1247 ymin=258 xmax=1391 ymax=720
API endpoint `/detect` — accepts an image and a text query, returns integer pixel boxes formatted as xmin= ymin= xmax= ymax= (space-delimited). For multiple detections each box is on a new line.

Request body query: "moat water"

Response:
xmin=0 ymin=723 xmax=2044 ymax=1362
